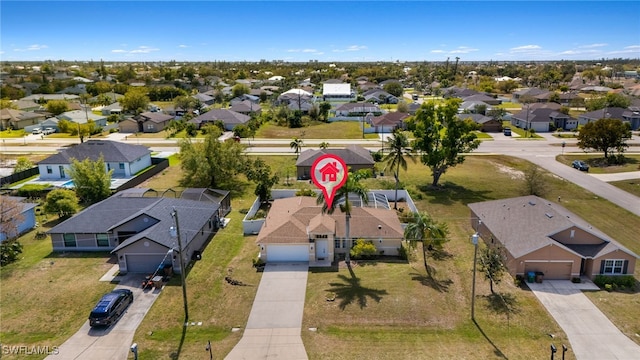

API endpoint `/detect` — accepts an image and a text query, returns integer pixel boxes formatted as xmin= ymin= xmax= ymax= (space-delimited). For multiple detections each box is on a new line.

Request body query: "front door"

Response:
xmin=59 ymin=166 xmax=66 ymax=178
xmin=315 ymin=240 xmax=328 ymax=261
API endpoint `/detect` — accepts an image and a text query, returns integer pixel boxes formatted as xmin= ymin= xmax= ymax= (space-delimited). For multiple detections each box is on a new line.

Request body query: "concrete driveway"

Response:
xmin=225 ymin=262 xmax=309 ymax=360
xmin=46 ymin=274 xmax=161 ymax=360
xmin=528 ymin=280 xmax=640 ymax=360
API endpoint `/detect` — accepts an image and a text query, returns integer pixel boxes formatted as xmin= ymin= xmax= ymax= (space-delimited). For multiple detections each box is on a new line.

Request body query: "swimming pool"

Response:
xmin=62 ymin=179 xmax=116 ymax=188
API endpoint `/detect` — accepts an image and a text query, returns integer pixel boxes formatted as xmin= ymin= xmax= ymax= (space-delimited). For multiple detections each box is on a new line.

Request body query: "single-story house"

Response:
xmin=468 ymin=195 xmax=638 ymax=280
xmin=322 ymin=83 xmax=354 ymax=101
xmin=229 ymin=100 xmax=262 ymax=116
xmin=363 ymin=89 xmax=398 ymax=104
xmin=457 ymin=113 xmax=502 ymax=132
xmin=256 ymin=196 xmax=404 ymax=263
xmin=38 ymin=140 xmax=152 ymax=180
xmin=20 ymin=94 xmax=80 ymax=102
xmin=458 ymin=100 xmax=494 ymax=114
xmin=334 ymin=102 xmax=381 ymax=116
xmin=119 ymin=112 xmax=174 ymax=133
xmin=512 ymin=87 xmax=548 ymax=102
xmin=0 ymin=109 xmax=47 ymax=130
xmin=295 ymin=145 xmax=375 ymax=180
xmin=462 ymin=94 xmax=502 ymax=106
xmin=190 ymin=109 xmax=250 ymax=131
xmin=192 ymin=93 xmax=215 ymax=106
xmin=0 ymin=196 xmax=37 ymax=241
xmin=58 ymin=110 xmax=107 ymax=127
xmin=578 ymin=107 xmax=640 ymax=130
xmin=101 ymin=102 xmax=123 ymax=116
xmin=369 ymin=112 xmax=409 ymax=133
xmin=48 ymin=188 xmax=231 ymax=274
xmin=510 ymin=108 xmax=556 ymax=133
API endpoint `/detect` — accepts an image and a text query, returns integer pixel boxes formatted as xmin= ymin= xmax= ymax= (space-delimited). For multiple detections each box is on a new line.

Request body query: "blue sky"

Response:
xmin=1 ymin=1 xmax=639 ymax=62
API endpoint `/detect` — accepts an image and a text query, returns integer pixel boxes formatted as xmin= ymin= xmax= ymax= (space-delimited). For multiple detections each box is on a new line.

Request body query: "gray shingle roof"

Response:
xmin=190 ymin=109 xmax=250 ymax=126
xmin=38 ymin=140 xmax=151 ymax=165
xmin=468 ymin=195 xmax=637 ymax=259
xmin=296 ymin=145 xmax=374 ymax=167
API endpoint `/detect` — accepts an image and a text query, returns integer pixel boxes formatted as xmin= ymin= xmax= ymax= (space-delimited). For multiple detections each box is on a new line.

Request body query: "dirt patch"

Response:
xmin=495 ymin=164 xmax=524 ymax=180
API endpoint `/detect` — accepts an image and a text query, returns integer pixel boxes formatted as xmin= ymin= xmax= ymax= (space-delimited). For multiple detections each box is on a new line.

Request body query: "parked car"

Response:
xmin=572 ymin=160 xmax=589 ymax=171
xmin=503 ymin=127 xmax=511 ymax=136
xmin=31 ymin=128 xmax=42 ymax=135
xmin=89 ymin=289 xmax=133 ymax=327
xmin=42 ymin=128 xmax=55 ymax=135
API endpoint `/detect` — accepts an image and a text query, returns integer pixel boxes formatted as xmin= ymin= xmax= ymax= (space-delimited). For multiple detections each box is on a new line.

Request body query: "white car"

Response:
xmin=32 ymin=128 xmax=42 ymax=135
xmin=42 ymin=128 xmax=55 ymax=135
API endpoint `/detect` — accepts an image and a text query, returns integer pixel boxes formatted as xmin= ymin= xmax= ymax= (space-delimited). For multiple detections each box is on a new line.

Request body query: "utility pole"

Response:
xmin=471 ymin=232 xmax=479 ymax=320
xmin=170 ymin=208 xmax=189 ymax=323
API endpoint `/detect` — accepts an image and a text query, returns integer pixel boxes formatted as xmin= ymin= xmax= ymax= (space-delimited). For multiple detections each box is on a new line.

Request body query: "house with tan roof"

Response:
xmin=256 ymin=196 xmax=404 ymax=263
xmin=469 ymin=195 xmax=637 ymax=280
xmin=295 ymin=145 xmax=374 ymax=180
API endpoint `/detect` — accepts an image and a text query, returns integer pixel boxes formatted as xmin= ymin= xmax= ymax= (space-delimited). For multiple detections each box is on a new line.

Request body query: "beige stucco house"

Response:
xmin=468 ymin=195 xmax=637 ymax=280
xmin=256 ymin=196 xmax=404 ymax=263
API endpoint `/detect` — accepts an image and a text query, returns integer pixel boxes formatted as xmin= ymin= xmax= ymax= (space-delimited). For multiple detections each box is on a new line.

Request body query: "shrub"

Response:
xmin=593 ymin=275 xmax=637 ymax=290
xmin=397 ymin=244 xmax=409 ymax=260
xmin=17 ymin=184 xmax=51 ymax=199
xmin=350 ymin=239 xmax=378 ymax=259
xmin=571 ymin=277 xmax=581 ymax=283
xmin=0 ymin=240 xmax=23 ymax=266
xmin=295 ymin=188 xmax=316 ymax=197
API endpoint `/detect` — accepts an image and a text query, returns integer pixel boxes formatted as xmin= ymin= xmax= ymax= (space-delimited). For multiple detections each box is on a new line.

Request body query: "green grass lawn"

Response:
xmin=2 ymin=154 xmax=639 ymax=359
xmin=0 ymin=130 xmax=27 ymax=138
xmin=557 ymin=154 xmax=640 ymax=174
xmin=256 ymin=122 xmax=379 ymax=139
xmin=609 ymin=179 xmax=640 ymax=197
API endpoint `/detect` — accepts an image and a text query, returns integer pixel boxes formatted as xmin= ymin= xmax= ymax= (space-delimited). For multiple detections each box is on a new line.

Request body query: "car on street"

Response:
xmin=89 ymin=289 xmax=133 ymax=327
xmin=42 ymin=128 xmax=55 ymax=135
xmin=572 ymin=160 xmax=589 ymax=171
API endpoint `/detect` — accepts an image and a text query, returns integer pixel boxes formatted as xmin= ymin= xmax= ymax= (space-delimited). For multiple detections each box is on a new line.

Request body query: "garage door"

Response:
xmin=267 ymin=245 xmax=309 ymax=262
xmin=525 ymin=261 xmax=572 ymax=280
xmin=126 ymin=254 xmax=168 ymax=273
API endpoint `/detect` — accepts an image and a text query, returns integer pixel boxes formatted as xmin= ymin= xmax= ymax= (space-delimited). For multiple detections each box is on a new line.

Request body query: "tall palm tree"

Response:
xmin=383 ymin=130 xmax=415 ymax=209
xmin=317 ymin=171 xmax=368 ymax=263
xmin=404 ymin=212 xmax=449 ymax=278
xmin=290 ymin=136 xmax=303 ymax=158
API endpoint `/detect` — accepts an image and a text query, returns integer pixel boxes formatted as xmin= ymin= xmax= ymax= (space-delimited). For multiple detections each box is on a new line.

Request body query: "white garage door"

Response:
xmin=126 ymin=254 xmax=168 ymax=273
xmin=267 ymin=245 xmax=309 ymax=262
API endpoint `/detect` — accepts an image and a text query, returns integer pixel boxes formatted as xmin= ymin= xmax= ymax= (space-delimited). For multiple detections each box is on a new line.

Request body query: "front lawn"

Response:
xmin=3 ymin=154 xmax=639 ymax=359
xmin=256 ymin=122 xmax=379 ymax=139
xmin=557 ymin=154 xmax=640 ymax=174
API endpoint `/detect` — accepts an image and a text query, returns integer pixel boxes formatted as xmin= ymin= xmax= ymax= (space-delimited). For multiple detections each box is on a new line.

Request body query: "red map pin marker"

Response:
xmin=310 ymin=154 xmax=348 ymax=209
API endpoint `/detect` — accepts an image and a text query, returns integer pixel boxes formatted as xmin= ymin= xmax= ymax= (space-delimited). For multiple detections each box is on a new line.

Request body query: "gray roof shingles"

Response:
xmin=38 ymin=140 xmax=151 ymax=165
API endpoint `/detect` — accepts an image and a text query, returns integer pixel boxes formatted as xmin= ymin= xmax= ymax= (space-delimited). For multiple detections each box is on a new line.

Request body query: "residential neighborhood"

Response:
xmin=1 ymin=2 xmax=640 ymax=359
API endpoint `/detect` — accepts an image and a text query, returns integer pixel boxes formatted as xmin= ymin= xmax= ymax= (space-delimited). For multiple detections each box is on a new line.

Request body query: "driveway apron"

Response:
xmin=226 ymin=262 xmax=309 ymax=360
xmin=46 ymin=274 xmax=161 ymax=360
xmin=529 ymin=280 xmax=640 ymax=360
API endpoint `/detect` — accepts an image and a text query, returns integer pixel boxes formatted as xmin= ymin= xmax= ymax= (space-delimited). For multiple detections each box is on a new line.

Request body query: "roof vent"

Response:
xmin=545 ymin=213 xmax=553 ymax=218
xmin=529 ymin=201 xmax=536 ymax=206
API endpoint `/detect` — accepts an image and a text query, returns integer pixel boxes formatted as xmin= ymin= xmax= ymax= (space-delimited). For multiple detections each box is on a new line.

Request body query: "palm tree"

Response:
xmin=383 ymin=130 xmax=415 ymax=209
xmin=290 ymin=136 xmax=304 ymax=158
xmin=403 ymin=212 xmax=449 ymax=278
xmin=317 ymin=171 xmax=368 ymax=263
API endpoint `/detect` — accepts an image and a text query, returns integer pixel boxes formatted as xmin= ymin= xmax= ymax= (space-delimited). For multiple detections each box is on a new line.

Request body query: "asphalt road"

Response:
xmin=3 ymin=131 xmax=640 ymax=216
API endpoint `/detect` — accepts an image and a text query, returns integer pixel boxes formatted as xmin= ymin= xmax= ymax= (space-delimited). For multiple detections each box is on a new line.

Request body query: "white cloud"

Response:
xmin=14 ymin=44 xmax=48 ymax=52
xmin=510 ymin=45 xmax=542 ymax=52
xmin=449 ymin=46 xmax=479 ymax=54
xmin=430 ymin=49 xmax=445 ymax=53
xmin=302 ymin=49 xmax=318 ymax=53
xmin=130 ymin=46 xmax=159 ymax=54
xmin=606 ymin=45 xmax=640 ymax=55
xmin=178 ymin=44 xmax=189 ymax=48
xmin=578 ymin=43 xmax=607 ymax=49
xmin=332 ymin=45 xmax=367 ymax=53
xmin=111 ymin=49 xmax=127 ymax=53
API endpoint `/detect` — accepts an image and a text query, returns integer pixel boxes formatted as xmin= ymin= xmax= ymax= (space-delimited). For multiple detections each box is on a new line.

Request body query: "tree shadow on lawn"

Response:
xmin=483 ymin=292 xmax=521 ymax=316
xmin=326 ymin=263 xmax=388 ymax=310
xmin=410 ymin=269 xmax=453 ymax=293
xmin=473 ymin=318 xmax=509 ymax=359
xmin=417 ymin=181 xmax=494 ymax=206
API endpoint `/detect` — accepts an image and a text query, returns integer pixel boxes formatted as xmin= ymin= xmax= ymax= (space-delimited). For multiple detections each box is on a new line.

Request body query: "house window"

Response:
xmin=334 ymin=239 xmax=341 ymax=249
xmin=119 ymin=163 xmax=125 ymax=170
xmin=315 ymin=234 xmax=327 ymax=239
xmin=147 ymin=124 xmax=154 ymax=130
xmin=63 ymin=233 xmax=76 ymax=247
xmin=96 ymin=233 xmax=109 ymax=247
xmin=46 ymin=166 xmax=52 ymax=174
xmin=603 ymin=259 xmax=625 ymax=274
